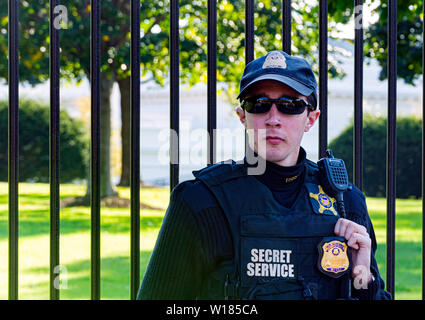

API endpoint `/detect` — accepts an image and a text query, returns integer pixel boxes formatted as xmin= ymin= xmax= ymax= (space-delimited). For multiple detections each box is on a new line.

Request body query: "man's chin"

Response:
xmin=263 ymin=149 xmax=299 ymax=166
xmin=265 ymin=155 xmax=286 ymax=164
xmin=258 ymin=151 xmax=287 ymax=163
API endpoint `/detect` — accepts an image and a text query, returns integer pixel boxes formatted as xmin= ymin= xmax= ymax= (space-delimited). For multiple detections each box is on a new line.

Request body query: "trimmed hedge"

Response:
xmin=0 ymin=100 xmax=89 ymax=183
xmin=328 ymin=115 xmax=422 ymax=198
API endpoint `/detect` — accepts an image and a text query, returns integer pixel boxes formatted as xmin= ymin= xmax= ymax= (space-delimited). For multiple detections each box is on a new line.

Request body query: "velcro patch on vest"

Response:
xmin=305 ymin=183 xmax=339 ymax=216
xmin=241 ymin=238 xmax=298 ymax=284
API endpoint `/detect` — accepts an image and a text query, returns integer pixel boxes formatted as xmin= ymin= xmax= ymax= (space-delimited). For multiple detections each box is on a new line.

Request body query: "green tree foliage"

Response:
xmin=0 ymin=0 xmax=350 ymax=96
xmin=328 ymin=115 xmax=422 ymax=198
xmin=0 ymin=0 xmax=349 ymax=190
xmin=1 ymin=1 xmax=416 ymax=191
xmin=364 ymin=5 xmax=422 ymax=85
xmin=0 ymin=100 xmax=89 ymax=183
xmin=326 ymin=0 xmax=423 ymax=85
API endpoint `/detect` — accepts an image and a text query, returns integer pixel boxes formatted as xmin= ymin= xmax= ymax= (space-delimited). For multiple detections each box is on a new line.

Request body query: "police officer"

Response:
xmin=137 ymin=50 xmax=392 ymax=300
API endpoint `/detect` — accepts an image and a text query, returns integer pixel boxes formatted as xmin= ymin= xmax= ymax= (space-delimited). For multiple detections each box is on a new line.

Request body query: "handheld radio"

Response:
xmin=318 ymin=150 xmax=354 ymax=300
xmin=317 ymin=150 xmax=349 ymax=218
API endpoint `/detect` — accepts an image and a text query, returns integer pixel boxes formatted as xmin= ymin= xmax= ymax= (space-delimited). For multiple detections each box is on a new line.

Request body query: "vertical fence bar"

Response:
xmin=245 ymin=0 xmax=254 ymax=65
xmin=90 ymin=0 xmax=101 ymax=300
xmin=386 ymin=0 xmax=397 ymax=298
xmin=207 ymin=0 xmax=217 ymax=166
xmin=130 ymin=0 xmax=141 ymax=300
xmin=423 ymin=0 xmax=425 ymax=300
xmin=282 ymin=0 xmax=291 ymax=54
xmin=318 ymin=0 xmax=328 ymax=158
xmin=170 ymin=0 xmax=179 ymax=190
xmin=353 ymin=0 xmax=363 ymax=190
xmin=244 ymin=0 xmax=254 ymax=156
xmin=49 ymin=0 xmax=60 ymax=300
xmin=8 ymin=0 xmax=19 ymax=301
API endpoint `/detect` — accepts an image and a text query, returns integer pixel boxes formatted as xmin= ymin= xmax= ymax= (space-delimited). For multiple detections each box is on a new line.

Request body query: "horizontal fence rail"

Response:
xmin=4 ymin=0 xmax=418 ymax=300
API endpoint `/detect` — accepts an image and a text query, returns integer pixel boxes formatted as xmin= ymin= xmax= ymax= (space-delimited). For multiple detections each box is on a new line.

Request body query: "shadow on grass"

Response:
xmin=19 ymin=251 xmax=153 ymax=300
xmin=0 ymin=212 xmax=165 ymax=240
xmin=375 ymin=241 xmax=422 ymax=300
xmin=10 ymin=241 xmax=424 ymax=300
xmin=18 ymin=241 xmax=421 ymax=300
xmin=60 ymin=195 xmax=163 ymax=210
xmin=0 ymin=193 xmax=53 ymax=207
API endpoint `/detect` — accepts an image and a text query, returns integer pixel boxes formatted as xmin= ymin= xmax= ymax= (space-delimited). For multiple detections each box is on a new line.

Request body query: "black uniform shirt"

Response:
xmin=137 ymin=148 xmax=391 ymax=300
xmin=246 ymin=147 xmax=306 ymax=209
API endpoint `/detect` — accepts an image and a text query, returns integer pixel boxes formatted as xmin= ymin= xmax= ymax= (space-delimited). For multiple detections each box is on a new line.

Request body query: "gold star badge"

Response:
xmin=308 ymin=185 xmax=338 ymax=216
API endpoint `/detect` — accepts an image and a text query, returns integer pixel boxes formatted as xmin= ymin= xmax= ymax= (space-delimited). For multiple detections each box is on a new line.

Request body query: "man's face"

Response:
xmin=236 ymin=80 xmax=320 ymax=166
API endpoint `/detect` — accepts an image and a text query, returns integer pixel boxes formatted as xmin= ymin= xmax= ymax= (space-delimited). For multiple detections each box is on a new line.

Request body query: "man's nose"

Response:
xmin=265 ymin=104 xmax=282 ymax=127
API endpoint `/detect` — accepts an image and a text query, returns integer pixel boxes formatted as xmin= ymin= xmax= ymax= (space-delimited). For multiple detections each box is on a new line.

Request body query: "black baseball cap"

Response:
xmin=237 ymin=50 xmax=318 ymax=108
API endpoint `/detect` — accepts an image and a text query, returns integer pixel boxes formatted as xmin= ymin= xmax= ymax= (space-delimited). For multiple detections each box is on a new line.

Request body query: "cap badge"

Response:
xmin=262 ymin=51 xmax=287 ymax=69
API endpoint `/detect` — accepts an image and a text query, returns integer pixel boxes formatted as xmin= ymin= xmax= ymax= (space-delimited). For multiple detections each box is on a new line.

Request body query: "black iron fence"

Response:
xmin=5 ymin=0 xmax=424 ymax=300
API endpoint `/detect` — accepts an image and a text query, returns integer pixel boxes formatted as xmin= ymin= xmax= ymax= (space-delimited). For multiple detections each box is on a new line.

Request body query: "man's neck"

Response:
xmin=245 ymin=147 xmax=307 ymax=193
xmin=270 ymin=147 xmax=301 ymax=167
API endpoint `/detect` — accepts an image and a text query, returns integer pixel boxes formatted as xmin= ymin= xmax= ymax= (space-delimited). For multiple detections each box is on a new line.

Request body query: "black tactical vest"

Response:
xmin=193 ymin=159 xmax=352 ymax=300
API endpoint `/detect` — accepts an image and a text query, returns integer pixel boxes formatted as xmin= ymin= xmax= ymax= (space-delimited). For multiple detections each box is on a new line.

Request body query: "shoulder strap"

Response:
xmin=192 ymin=159 xmax=246 ymax=186
xmin=304 ymin=159 xmax=320 ymax=184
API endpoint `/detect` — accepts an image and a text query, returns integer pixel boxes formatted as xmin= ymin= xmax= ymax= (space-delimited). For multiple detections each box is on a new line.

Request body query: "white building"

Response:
xmin=0 ymin=54 xmax=422 ymax=186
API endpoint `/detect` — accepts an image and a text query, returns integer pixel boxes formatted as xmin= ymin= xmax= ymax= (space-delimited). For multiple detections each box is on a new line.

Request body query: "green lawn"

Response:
xmin=365 ymin=197 xmax=422 ymax=300
xmin=0 ymin=182 xmax=422 ymax=300
xmin=0 ymin=182 xmax=170 ymax=300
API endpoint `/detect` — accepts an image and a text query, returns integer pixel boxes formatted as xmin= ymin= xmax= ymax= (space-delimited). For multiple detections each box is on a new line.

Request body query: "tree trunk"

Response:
xmin=117 ymin=77 xmax=131 ymax=186
xmin=85 ymin=73 xmax=118 ymax=198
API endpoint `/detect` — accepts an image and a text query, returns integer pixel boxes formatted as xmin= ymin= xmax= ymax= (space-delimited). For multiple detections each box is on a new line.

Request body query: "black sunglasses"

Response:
xmin=241 ymin=96 xmax=313 ymax=115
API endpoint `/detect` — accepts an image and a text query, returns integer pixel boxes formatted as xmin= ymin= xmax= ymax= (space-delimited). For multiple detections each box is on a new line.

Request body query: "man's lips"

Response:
xmin=266 ymin=136 xmax=284 ymax=144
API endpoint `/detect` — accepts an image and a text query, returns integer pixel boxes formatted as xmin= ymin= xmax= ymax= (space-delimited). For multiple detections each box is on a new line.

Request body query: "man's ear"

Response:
xmin=304 ymin=109 xmax=320 ymax=132
xmin=235 ymin=106 xmax=247 ymax=128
